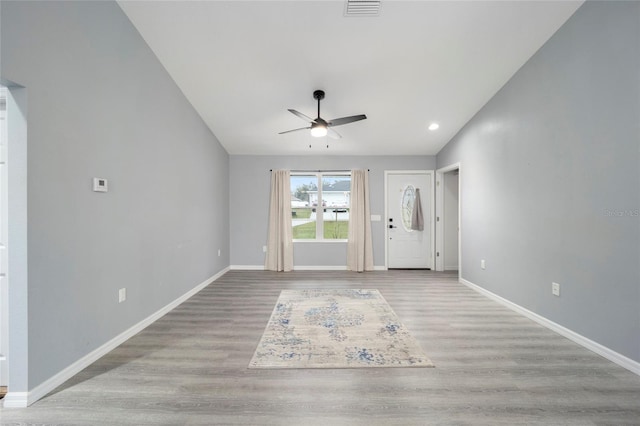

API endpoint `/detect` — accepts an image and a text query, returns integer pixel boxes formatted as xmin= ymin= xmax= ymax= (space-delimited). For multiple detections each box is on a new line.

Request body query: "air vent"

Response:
xmin=345 ymin=0 xmax=381 ymax=17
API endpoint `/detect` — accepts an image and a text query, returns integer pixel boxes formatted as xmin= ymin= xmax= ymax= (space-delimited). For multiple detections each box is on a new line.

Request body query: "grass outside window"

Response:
xmin=293 ymin=221 xmax=348 ymax=240
xmin=292 ymin=208 xmax=312 ymax=219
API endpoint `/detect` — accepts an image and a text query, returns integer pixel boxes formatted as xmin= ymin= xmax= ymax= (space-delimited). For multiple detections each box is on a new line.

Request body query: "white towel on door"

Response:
xmin=411 ymin=188 xmax=424 ymax=231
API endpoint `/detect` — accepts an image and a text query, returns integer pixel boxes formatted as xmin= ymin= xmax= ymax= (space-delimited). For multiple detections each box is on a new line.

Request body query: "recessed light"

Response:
xmin=428 ymin=123 xmax=440 ymax=131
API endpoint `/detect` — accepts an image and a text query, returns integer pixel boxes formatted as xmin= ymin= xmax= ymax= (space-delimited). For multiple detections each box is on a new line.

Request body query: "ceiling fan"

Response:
xmin=279 ymin=90 xmax=367 ymax=139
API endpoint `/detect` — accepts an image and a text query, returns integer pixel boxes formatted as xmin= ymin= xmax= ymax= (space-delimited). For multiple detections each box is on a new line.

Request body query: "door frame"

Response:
xmin=384 ymin=170 xmax=435 ymax=270
xmin=0 ymin=85 xmax=7 ymax=390
xmin=1 ymin=82 xmax=28 ymax=407
xmin=435 ymin=162 xmax=461 ymax=275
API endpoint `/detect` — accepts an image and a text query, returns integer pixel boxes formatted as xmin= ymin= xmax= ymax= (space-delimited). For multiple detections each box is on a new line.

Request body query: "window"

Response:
xmin=291 ymin=172 xmax=351 ymax=241
xmin=401 ymin=185 xmax=416 ymax=231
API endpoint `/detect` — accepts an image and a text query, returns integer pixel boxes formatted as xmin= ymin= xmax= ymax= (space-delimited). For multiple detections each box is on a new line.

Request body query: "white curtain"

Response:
xmin=265 ymin=170 xmax=294 ymax=271
xmin=347 ymin=169 xmax=374 ymax=272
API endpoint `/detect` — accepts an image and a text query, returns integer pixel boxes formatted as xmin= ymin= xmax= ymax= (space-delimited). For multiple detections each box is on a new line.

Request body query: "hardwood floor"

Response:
xmin=2 ymin=270 xmax=640 ymax=425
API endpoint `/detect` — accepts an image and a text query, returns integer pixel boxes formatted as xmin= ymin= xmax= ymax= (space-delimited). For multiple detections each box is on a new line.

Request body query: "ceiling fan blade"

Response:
xmin=327 ymin=114 xmax=367 ymax=127
xmin=327 ymin=127 xmax=342 ymax=139
xmin=288 ymin=109 xmax=316 ymax=123
xmin=278 ymin=126 xmax=311 ymax=135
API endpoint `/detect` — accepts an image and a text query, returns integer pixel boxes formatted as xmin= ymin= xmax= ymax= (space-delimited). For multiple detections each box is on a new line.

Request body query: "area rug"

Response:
xmin=248 ymin=289 xmax=434 ymax=369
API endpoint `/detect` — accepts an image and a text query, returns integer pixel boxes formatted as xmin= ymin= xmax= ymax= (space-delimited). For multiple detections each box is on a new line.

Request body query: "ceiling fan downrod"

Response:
xmin=313 ymin=90 xmax=325 ymax=119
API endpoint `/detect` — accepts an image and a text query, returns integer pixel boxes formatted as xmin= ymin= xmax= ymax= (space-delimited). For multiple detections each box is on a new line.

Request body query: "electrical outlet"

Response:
xmin=263 ymin=245 xmax=267 ymax=253
xmin=118 ymin=288 xmax=126 ymax=303
xmin=481 ymin=259 xmax=486 ymax=270
xmin=552 ymin=282 xmax=560 ymax=297
xmin=218 ymin=249 xmax=221 ymax=257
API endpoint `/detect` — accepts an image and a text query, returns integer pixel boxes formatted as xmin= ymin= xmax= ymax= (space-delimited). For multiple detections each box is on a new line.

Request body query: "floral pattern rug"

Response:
xmin=249 ymin=289 xmax=434 ymax=369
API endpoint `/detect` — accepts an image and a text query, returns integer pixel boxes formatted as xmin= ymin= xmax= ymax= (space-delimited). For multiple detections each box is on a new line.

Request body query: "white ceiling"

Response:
xmin=118 ymin=0 xmax=582 ymax=156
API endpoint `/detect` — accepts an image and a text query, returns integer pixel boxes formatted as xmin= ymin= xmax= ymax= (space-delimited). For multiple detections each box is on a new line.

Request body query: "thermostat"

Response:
xmin=93 ymin=177 xmax=108 ymax=192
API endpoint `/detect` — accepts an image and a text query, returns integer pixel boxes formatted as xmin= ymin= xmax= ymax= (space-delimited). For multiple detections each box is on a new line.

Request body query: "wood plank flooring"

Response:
xmin=2 ymin=270 xmax=640 ymax=425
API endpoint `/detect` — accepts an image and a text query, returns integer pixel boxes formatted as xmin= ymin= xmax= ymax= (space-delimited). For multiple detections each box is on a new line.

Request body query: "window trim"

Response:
xmin=291 ymin=171 xmax=351 ymax=242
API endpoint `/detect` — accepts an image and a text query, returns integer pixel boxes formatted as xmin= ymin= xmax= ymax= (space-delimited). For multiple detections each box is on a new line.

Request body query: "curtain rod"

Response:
xmin=270 ymin=169 xmax=369 ymax=172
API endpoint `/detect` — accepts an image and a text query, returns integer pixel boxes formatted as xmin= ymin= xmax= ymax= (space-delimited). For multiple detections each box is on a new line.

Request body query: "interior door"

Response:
xmin=386 ymin=171 xmax=433 ymax=269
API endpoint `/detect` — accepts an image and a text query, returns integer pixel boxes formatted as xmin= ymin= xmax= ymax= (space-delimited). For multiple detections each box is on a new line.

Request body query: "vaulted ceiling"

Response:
xmin=118 ymin=1 xmax=582 ymax=156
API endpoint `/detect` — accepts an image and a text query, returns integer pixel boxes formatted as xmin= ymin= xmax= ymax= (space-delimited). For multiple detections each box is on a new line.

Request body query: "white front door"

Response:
xmin=385 ymin=171 xmax=433 ymax=269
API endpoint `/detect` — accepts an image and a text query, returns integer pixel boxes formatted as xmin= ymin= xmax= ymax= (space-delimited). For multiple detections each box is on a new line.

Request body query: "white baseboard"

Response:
xmin=229 ymin=265 xmax=264 ymax=270
xmin=4 ymin=267 xmax=230 ymax=408
xmin=295 ymin=266 xmax=387 ymax=271
xmin=2 ymin=392 xmax=28 ymax=408
xmin=460 ymin=277 xmax=640 ymax=377
xmin=230 ymin=265 xmax=387 ymax=271
xmin=294 ymin=265 xmax=347 ymax=270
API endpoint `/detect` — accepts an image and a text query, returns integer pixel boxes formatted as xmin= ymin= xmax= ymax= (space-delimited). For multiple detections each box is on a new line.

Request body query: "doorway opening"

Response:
xmin=0 ymin=82 xmax=28 ymax=406
xmin=435 ymin=163 xmax=461 ymax=276
xmin=0 ymin=85 xmax=8 ymax=398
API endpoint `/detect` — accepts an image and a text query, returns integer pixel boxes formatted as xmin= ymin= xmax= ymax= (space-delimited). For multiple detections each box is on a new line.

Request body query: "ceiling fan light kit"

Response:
xmin=279 ymin=90 xmax=366 ymax=140
xmin=310 ymin=122 xmax=328 ymax=138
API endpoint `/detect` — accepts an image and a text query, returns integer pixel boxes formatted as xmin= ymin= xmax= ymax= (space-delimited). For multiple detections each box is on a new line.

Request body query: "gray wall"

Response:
xmin=230 ymin=155 xmax=435 ymax=268
xmin=1 ymin=1 xmax=229 ymax=389
xmin=437 ymin=1 xmax=640 ymax=362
